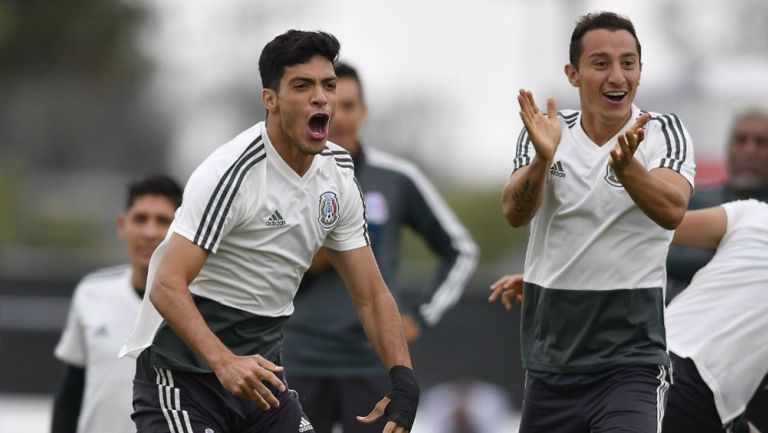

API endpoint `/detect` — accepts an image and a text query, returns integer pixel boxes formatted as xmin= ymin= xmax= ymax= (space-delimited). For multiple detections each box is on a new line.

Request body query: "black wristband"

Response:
xmin=386 ymin=365 xmax=420 ymax=429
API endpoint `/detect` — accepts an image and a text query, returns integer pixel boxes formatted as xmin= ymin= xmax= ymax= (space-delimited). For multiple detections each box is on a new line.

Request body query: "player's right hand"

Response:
xmin=213 ymin=353 xmax=286 ymax=410
xmin=489 ymin=273 xmax=524 ymax=309
xmin=517 ymin=89 xmax=561 ymax=163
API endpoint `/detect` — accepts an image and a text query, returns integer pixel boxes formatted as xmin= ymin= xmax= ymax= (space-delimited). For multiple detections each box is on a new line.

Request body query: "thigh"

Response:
xmin=662 ymin=355 xmax=725 ymax=433
xmin=588 ymin=365 xmax=671 ymax=433
xmin=338 ymin=376 xmax=389 ymax=433
xmin=132 ymin=351 xmax=227 ymax=433
xmin=287 ymin=376 xmax=336 ymax=433
xmin=244 ymin=388 xmax=316 ymax=433
xmin=519 ymin=372 xmax=587 ymax=433
xmin=746 ymin=375 xmax=768 ymax=432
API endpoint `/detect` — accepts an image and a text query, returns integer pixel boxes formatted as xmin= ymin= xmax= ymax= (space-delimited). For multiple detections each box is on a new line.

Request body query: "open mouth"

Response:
xmin=603 ymin=91 xmax=627 ymax=103
xmin=308 ymin=113 xmax=330 ymax=139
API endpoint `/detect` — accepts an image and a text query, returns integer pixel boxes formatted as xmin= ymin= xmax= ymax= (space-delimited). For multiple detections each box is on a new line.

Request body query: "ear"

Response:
xmin=262 ymin=88 xmax=278 ymax=113
xmin=564 ymin=63 xmax=579 ymax=88
xmin=117 ymin=213 xmax=127 ymax=241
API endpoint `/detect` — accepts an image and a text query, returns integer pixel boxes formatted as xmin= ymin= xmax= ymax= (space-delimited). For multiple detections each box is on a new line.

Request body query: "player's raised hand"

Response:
xmin=610 ymin=113 xmax=649 ymax=172
xmin=518 ymin=89 xmax=561 ymax=163
xmin=213 ymin=353 xmax=286 ymax=410
xmin=489 ymin=274 xmax=524 ymax=309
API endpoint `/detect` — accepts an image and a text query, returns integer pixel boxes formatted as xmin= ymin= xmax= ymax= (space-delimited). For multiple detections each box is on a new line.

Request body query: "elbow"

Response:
xmin=502 ymin=206 xmax=530 ymax=228
xmin=148 ymin=277 xmax=174 ymax=311
xmin=656 ymin=207 xmax=686 ymax=231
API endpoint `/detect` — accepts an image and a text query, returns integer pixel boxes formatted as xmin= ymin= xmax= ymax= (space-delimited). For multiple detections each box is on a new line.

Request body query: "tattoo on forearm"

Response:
xmin=512 ymin=180 xmax=536 ymax=213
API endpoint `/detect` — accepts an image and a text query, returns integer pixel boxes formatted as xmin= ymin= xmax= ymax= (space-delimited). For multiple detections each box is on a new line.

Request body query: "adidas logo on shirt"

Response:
xmin=299 ymin=417 xmax=314 ymax=432
xmin=266 ymin=210 xmax=286 ymax=227
xmin=549 ymin=160 xmax=566 ymax=178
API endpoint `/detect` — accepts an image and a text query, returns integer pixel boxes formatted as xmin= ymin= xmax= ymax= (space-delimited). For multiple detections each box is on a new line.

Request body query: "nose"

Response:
xmin=311 ymin=85 xmax=327 ymax=107
xmin=143 ymin=220 xmax=165 ymax=239
xmin=607 ymin=62 xmax=626 ymax=85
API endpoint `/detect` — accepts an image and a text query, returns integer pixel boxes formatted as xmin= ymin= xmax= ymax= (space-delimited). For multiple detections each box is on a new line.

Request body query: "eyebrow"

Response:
xmin=288 ymin=75 xmax=337 ymax=84
xmin=588 ymin=52 xmax=639 ymax=59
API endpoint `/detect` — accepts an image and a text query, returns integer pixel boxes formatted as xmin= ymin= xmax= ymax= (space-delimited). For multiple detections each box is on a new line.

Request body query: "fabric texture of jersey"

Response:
xmin=283 ymin=147 xmax=477 ymax=377
xmin=514 ymin=105 xmax=696 ymax=373
xmin=120 ymin=122 xmax=369 ymax=359
xmin=666 ymin=199 xmax=768 ymax=423
xmin=55 ymin=265 xmax=141 ymax=433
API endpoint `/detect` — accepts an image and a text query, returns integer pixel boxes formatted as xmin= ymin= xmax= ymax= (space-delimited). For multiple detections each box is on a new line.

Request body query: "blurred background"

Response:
xmin=2 ymin=0 xmax=768 ymax=431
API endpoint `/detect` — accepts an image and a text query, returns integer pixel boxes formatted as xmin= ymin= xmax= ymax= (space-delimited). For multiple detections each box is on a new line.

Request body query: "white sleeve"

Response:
xmin=173 ymin=158 xmax=251 ymax=253
xmin=722 ymin=199 xmax=755 ymax=234
xmin=512 ymin=126 xmax=535 ymax=172
xmin=323 ymin=176 xmax=370 ymax=251
xmin=646 ymin=113 xmax=696 ymax=188
xmin=54 ymin=288 xmax=87 ymax=367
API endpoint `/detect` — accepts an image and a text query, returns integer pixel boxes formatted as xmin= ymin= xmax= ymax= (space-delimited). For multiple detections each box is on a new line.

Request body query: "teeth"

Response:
xmin=605 ymin=92 xmax=626 ymax=96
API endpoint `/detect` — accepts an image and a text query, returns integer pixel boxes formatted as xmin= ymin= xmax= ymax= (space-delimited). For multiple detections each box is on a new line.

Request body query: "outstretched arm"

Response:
xmin=672 ymin=206 xmax=727 ymax=249
xmin=502 ymin=90 xmax=561 ymax=227
xmin=149 ymin=234 xmax=285 ymax=410
xmin=327 ymin=246 xmax=417 ymax=433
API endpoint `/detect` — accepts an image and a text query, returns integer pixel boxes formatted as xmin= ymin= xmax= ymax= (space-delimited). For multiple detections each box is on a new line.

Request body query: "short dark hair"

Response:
xmin=569 ymin=12 xmax=641 ymax=68
xmin=334 ymin=61 xmax=364 ymax=102
xmin=126 ymin=174 xmax=183 ymax=210
xmin=259 ymin=30 xmax=340 ymax=91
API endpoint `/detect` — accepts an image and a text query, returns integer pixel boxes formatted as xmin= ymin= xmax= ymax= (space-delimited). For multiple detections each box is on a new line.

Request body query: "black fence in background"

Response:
xmin=0 ymin=275 xmax=525 ymax=407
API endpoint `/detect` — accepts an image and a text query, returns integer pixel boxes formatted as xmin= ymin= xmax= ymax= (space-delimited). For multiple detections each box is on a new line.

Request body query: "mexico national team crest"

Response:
xmin=604 ymin=164 xmax=623 ymax=188
xmin=318 ymin=191 xmax=340 ymax=228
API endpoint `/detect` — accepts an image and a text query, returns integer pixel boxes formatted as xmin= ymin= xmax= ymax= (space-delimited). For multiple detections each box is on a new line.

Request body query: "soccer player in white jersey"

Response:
xmin=500 ymin=12 xmax=695 ymax=433
xmin=51 ymin=175 xmax=182 ymax=433
xmin=120 ymin=31 xmax=418 ymax=433
xmin=662 ymin=199 xmax=768 ymax=433
xmin=490 ymin=200 xmax=768 ymax=433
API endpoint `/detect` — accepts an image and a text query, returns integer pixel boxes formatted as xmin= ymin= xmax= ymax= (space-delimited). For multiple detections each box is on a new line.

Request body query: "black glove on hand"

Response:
xmin=386 ymin=365 xmax=420 ymax=429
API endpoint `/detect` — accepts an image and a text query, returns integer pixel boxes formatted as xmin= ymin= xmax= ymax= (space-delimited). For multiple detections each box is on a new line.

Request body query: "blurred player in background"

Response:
xmin=120 ymin=30 xmax=419 ymax=433
xmin=663 ymin=199 xmax=768 ymax=433
xmin=501 ymin=11 xmax=694 ymax=433
xmin=51 ymin=174 xmax=182 ymax=433
xmin=282 ymin=61 xmax=477 ymax=433
xmin=665 ymin=105 xmax=768 ymax=431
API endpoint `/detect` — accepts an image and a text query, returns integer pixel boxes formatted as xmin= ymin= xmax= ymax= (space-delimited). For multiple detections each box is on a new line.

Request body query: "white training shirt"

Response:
xmin=121 ymin=121 xmax=369 ymax=358
xmin=667 ymin=199 xmax=768 ymax=423
xmin=55 ymin=266 xmax=141 ymax=433
xmin=516 ymin=105 xmax=696 ymax=290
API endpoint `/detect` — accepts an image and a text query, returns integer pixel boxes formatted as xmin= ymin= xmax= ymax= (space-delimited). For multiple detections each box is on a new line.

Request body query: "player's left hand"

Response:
xmin=609 ymin=113 xmax=649 ymax=172
xmin=489 ymin=274 xmax=524 ymax=309
xmin=356 ymin=366 xmax=419 ymax=433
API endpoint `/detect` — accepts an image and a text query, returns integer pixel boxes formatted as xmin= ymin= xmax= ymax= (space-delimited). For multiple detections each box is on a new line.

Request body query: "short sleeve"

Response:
xmin=512 ymin=126 xmax=535 ymax=172
xmin=646 ymin=113 xmax=696 ymax=188
xmin=54 ymin=290 xmax=87 ymax=367
xmin=173 ymin=157 xmax=251 ymax=253
xmin=323 ymin=176 xmax=370 ymax=251
xmin=722 ymin=199 xmax=757 ymax=235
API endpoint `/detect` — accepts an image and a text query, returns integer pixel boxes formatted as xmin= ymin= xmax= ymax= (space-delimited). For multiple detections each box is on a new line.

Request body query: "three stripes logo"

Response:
xmin=549 ymin=160 xmax=566 ymax=178
xmin=266 ymin=210 xmax=286 ymax=227
xmin=299 ymin=416 xmax=314 ymax=432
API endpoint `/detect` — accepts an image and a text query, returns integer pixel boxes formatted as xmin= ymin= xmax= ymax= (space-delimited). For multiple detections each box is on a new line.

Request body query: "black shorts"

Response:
xmin=132 ymin=349 xmax=314 ymax=433
xmin=520 ymin=364 xmax=671 ymax=433
xmin=663 ymin=352 xmax=749 ymax=433
xmin=287 ymin=375 xmax=389 ymax=433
